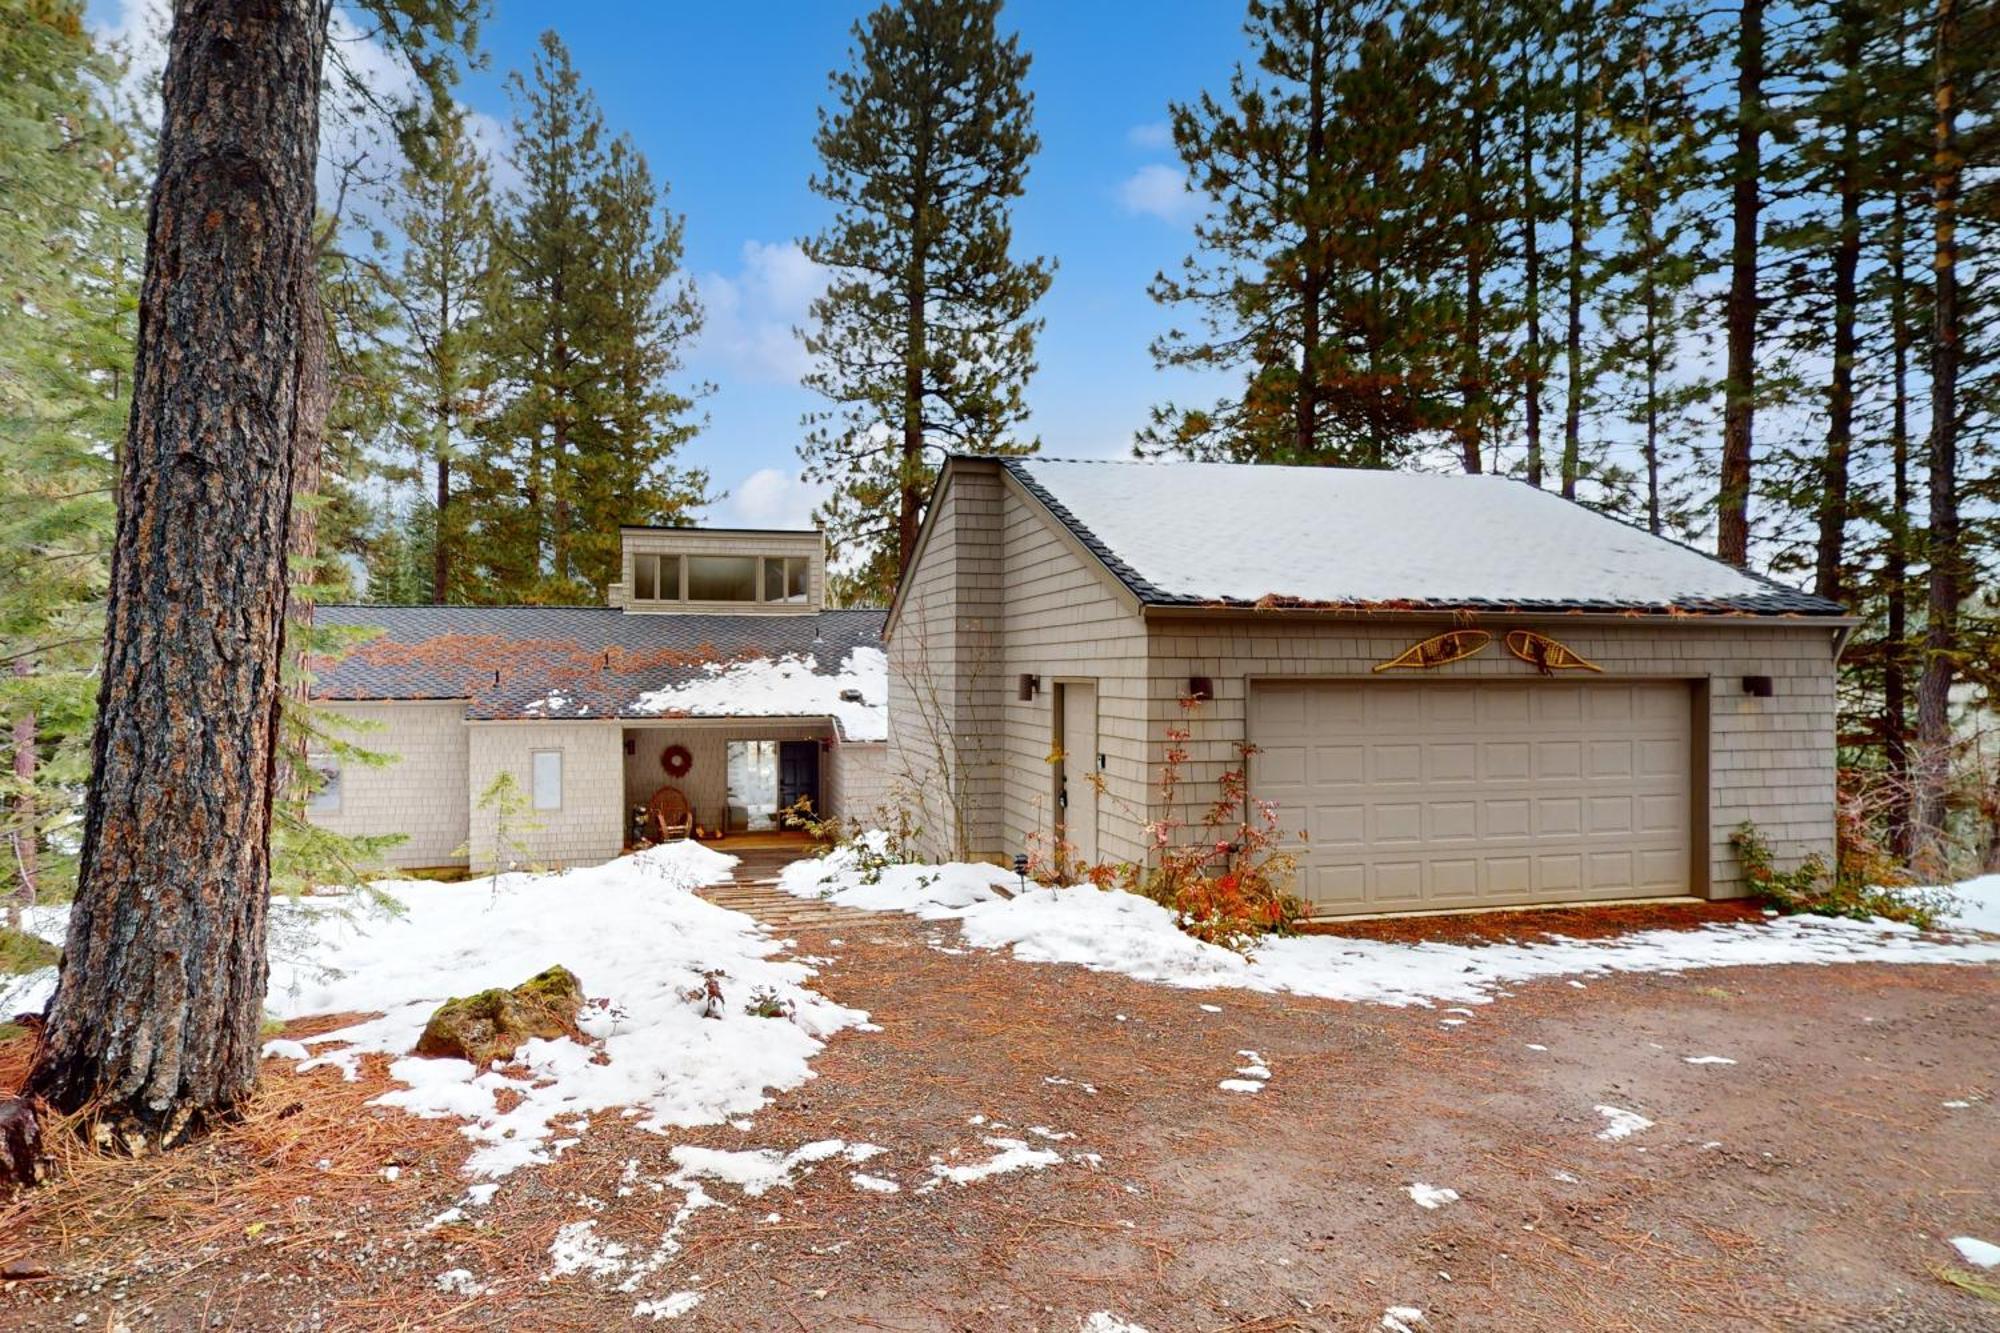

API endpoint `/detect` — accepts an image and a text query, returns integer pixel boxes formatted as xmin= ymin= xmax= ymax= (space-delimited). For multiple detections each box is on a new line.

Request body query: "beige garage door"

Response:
xmin=1249 ymin=680 xmax=1692 ymax=915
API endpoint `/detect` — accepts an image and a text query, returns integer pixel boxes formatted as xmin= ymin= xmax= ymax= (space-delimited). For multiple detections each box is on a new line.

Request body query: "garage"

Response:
xmin=1249 ymin=679 xmax=1694 ymax=915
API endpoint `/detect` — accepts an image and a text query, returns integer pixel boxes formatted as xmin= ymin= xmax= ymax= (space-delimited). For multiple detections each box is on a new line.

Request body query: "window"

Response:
xmin=763 ymin=556 xmax=809 ymax=604
xmin=687 ymin=554 xmax=759 ymax=602
xmin=307 ymin=754 xmax=341 ymax=814
xmin=531 ymin=750 xmax=563 ymax=811
xmin=726 ymin=740 xmax=780 ymax=831
xmin=632 ymin=553 xmax=680 ymax=602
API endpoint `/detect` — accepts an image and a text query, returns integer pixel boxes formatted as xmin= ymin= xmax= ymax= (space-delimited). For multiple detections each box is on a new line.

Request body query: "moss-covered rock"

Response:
xmin=414 ymin=965 xmax=585 ymax=1066
xmin=0 ymin=927 xmax=58 ymax=976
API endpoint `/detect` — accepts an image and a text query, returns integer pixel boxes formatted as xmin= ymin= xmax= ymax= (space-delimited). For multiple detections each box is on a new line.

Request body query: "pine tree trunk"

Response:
xmin=1458 ymin=15 xmax=1487 ymax=476
xmin=1518 ymin=59 xmax=1545 ymax=489
xmin=26 ymin=0 xmax=326 ymax=1151
xmin=1560 ymin=8 xmax=1587 ymax=501
xmin=1912 ymin=0 xmax=1960 ymax=871
xmin=434 ymin=452 xmax=451 ymax=604
xmin=1296 ymin=0 xmax=1326 ymax=465
xmin=1814 ymin=5 xmax=1862 ymax=603
xmin=1717 ymin=0 xmax=1763 ymax=566
xmin=8 ymin=658 xmax=33 ymax=929
xmin=1885 ymin=188 xmax=1912 ymax=851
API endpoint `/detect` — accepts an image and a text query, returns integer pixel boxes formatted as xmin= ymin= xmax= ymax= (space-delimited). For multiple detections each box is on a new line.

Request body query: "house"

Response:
xmin=306 ymin=526 xmax=889 ymax=870
xmin=884 ymin=456 xmax=1851 ymax=917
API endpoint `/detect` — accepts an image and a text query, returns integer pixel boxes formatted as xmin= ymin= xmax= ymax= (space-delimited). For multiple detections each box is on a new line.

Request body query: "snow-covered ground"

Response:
xmin=776 ymin=839 xmax=2000 ymax=1009
xmin=5 ymin=841 xmax=867 ymax=1179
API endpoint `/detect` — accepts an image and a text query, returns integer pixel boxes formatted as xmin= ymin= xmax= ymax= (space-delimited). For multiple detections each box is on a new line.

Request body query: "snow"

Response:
xmin=777 ymin=850 xmax=2000 ymax=1009
xmin=1594 ymin=1105 xmax=1655 ymax=1140
xmin=1682 ymin=1055 xmax=1737 ymax=1066
xmin=630 ymin=646 xmax=887 ymax=741
xmin=1381 ymin=1308 xmax=1427 ymax=1333
xmin=1950 ymin=1236 xmax=2000 ymax=1268
xmin=1015 ymin=458 xmax=1802 ymax=608
xmin=851 ymin=1172 xmax=901 ymax=1194
xmin=1082 ymin=1316 xmax=1152 ymax=1333
xmin=928 ymin=1136 xmax=1064 ymax=1185
xmin=666 ymin=1140 xmax=880 ymax=1196
xmin=634 ymin=1292 xmax=703 ymax=1320
xmin=1931 ymin=874 xmax=2000 ymax=935
xmin=1406 ymin=1184 xmax=1459 ymax=1210
xmin=253 ymin=841 xmax=867 ymax=1178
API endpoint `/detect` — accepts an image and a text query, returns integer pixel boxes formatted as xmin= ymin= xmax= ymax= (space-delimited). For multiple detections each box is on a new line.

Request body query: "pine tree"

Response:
xmin=1716 ymin=0 xmax=1767 ymax=565
xmin=387 ymin=99 xmax=493 ymax=604
xmin=476 ymin=32 xmax=707 ymax=603
xmin=799 ymin=0 xmax=1053 ymax=604
xmin=0 ymin=1 xmax=140 ymax=917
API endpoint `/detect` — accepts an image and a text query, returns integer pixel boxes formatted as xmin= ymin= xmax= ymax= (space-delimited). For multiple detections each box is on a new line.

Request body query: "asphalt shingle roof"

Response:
xmin=311 ymin=604 xmax=888 ymax=732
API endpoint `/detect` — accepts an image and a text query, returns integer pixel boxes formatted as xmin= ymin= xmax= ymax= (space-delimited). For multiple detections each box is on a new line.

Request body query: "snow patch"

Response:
xmin=1950 ymin=1236 xmax=2000 ymax=1268
xmin=256 ymin=843 xmax=865 ymax=1178
xmin=779 ymin=849 xmax=2000 ymax=1008
xmin=634 ymin=1292 xmax=703 ymax=1320
xmin=1594 ymin=1105 xmax=1654 ymax=1141
xmin=928 ymin=1137 xmax=1063 ymax=1186
xmin=1682 ymin=1055 xmax=1737 ymax=1066
xmin=1082 ymin=1315 xmax=1152 ymax=1333
xmin=1406 ymin=1183 xmax=1459 ymax=1210
xmin=1381 ymin=1307 xmax=1427 ymax=1332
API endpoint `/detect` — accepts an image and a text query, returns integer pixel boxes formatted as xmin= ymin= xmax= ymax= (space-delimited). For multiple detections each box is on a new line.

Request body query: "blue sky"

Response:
xmin=454 ymin=1 xmax=1250 ymax=528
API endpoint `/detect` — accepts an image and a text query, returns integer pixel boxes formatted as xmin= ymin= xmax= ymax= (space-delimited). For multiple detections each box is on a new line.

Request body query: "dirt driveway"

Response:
xmin=3 ymin=908 xmax=1996 ymax=1332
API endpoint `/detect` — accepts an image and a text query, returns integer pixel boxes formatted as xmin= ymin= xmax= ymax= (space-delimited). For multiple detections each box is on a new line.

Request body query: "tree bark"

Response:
xmin=1518 ymin=49 xmax=1545 ymax=490
xmin=1560 ymin=3 xmax=1588 ymax=501
xmin=1884 ymin=186 xmax=1912 ymax=851
xmin=1457 ymin=9 xmax=1487 ymax=475
xmin=1912 ymin=0 xmax=1960 ymax=871
xmin=27 ymin=0 xmax=327 ymax=1152
xmin=1296 ymin=0 xmax=1326 ymax=465
xmin=1814 ymin=3 xmax=1863 ymax=603
xmin=1717 ymin=0 xmax=1763 ymax=566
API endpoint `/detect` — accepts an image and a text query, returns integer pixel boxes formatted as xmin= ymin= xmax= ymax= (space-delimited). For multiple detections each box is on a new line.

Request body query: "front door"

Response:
xmin=778 ymin=740 xmax=822 ymax=821
xmin=1056 ymin=682 xmax=1099 ymax=864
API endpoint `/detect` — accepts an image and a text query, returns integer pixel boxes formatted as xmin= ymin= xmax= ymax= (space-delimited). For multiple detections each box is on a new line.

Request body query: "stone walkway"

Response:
xmin=697 ymin=847 xmax=901 ymax=932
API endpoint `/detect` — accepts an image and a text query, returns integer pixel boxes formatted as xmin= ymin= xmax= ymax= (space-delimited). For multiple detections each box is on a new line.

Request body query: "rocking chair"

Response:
xmin=647 ymin=785 xmax=695 ymax=842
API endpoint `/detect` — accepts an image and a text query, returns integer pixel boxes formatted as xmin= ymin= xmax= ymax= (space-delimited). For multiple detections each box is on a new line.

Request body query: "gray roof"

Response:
xmin=311 ymin=604 xmax=887 ymax=728
xmin=1001 ymin=458 xmax=1845 ymax=617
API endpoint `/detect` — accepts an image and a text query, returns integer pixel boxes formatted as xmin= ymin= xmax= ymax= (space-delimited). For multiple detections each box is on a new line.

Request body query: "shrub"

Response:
xmin=1094 ymin=699 xmax=1306 ymax=952
xmin=1731 ymin=821 xmax=1955 ymax=929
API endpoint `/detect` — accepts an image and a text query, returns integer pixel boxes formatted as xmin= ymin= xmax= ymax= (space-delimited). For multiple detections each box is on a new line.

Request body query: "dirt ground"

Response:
xmin=2 ymin=908 xmax=1996 ymax=1332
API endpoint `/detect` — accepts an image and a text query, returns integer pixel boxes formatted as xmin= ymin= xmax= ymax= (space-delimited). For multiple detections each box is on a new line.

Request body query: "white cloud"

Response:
xmin=703 ymin=466 xmax=826 ymax=532
xmin=694 ymin=240 xmax=829 ymax=385
xmin=1117 ymin=163 xmax=1197 ymax=222
xmin=1127 ymin=121 xmax=1173 ymax=150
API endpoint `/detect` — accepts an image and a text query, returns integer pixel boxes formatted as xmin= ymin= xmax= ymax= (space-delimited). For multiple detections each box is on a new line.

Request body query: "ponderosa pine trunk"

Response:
xmin=27 ymin=0 xmax=326 ymax=1151
xmin=1717 ymin=0 xmax=1763 ymax=567
xmin=1912 ymin=0 xmax=1961 ymax=872
xmin=1814 ymin=1 xmax=1863 ymax=603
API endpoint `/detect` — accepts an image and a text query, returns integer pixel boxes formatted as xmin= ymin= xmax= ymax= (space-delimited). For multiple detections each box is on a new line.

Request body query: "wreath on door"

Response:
xmin=660 ymin=744 xmax=693 ymax=778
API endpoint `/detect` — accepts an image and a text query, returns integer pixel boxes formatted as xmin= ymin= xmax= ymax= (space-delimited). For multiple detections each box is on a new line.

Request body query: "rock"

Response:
xmin=0 ymin=1256 xmax=52 ymax=1281
xmin=413 ymin=966 xmax=585 ymax=1066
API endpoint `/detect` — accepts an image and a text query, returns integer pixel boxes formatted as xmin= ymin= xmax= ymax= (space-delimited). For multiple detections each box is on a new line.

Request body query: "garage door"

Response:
xmin=1248 ymin=680 xmax=1692 ymax=915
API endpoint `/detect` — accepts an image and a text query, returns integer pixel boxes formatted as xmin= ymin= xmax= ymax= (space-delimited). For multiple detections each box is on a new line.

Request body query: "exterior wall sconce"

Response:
xmin=1187 ymin=675 xmax=1214 ymax=702
xmin=1018 ymin=673 xmax=1040 ymax=701
xmin=1742 ymin=675 xmax=1774 ymax=697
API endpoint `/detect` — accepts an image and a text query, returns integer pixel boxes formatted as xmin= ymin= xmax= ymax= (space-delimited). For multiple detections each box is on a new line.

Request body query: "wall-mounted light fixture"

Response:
xmin=1187 ymin=675 xmax=1214 ymax=702
xmin=1742 ymin=675 xmax=1774 ymax=698
xmin=1018 ymin=673 xmax=1040 ymax=701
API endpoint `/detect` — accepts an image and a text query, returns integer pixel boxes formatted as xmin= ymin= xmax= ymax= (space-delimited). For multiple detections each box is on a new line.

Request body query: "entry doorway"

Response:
xmin=1054 ymin=681 xmax=1099 ymax=864
xmin=725 ymin=738 xmax=821 ymax=832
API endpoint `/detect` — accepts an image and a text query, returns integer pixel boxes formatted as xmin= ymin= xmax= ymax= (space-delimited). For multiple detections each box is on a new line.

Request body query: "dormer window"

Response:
xmin=764 ymin=557 xmax=809 ymax=605
xmin=617 ymin=526 xmax=824 ymax=614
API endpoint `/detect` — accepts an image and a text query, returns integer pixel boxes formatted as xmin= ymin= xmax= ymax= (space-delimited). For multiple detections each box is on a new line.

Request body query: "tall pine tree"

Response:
xmin=798 ymin=0 xmax=1053 ymax=605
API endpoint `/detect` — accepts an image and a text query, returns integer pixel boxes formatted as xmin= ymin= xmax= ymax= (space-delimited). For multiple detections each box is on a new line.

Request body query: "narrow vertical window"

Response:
xmin=634 ymin=553 xmax=658 ymax=601
xmin=531 ymin=750 xmax=563 ymax=811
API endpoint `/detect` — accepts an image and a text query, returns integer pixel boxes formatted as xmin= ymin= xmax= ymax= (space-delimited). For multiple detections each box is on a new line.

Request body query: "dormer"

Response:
xmin=608 ymin=526 xmax=827 ymax=615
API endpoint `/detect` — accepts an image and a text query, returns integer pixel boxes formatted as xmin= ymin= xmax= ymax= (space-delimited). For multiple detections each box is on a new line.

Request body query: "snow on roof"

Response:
xmin=1007 ymin=458 xmax=1841 ymax=615
xmin=630 ymin=647 xmax=888 ymax=742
